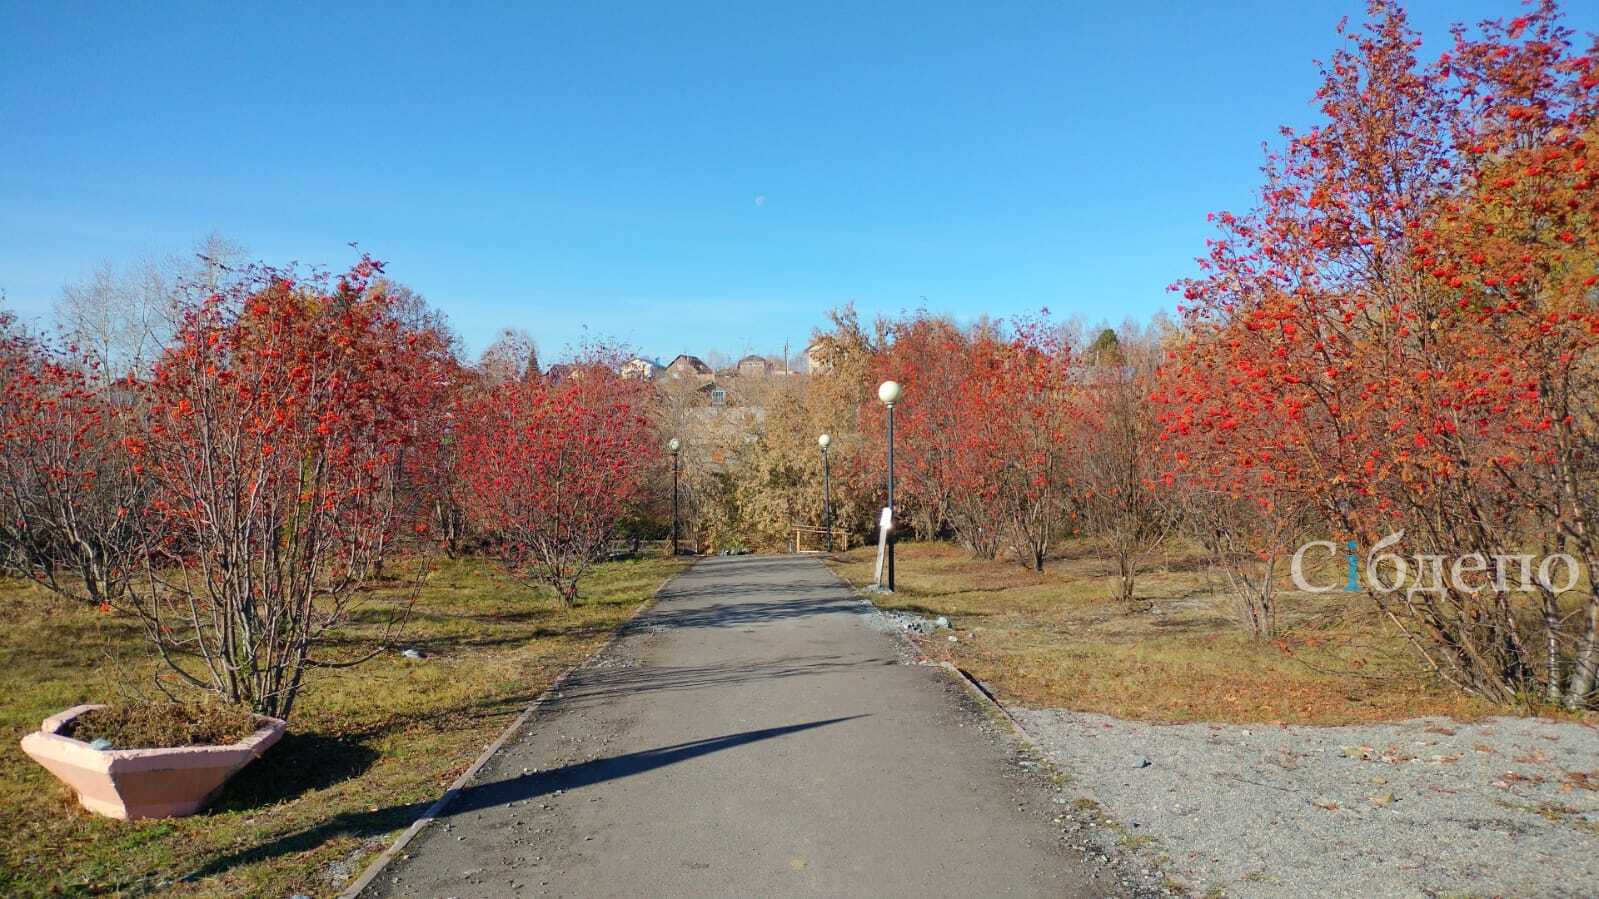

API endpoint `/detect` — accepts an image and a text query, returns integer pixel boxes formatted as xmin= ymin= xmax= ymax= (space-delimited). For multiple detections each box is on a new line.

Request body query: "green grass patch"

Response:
xmin=0 ymin=553 xmax=685 ymax=897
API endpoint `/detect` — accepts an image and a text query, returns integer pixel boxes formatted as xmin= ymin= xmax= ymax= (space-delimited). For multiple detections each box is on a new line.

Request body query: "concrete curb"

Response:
xmin=929 ymin=661 xmax=1035 ymax=741
xmin=814 ymin=556 xmax=1033 ymax=741
xmin=338 ymin=559 xmax=695 ymax=899
xmin=818 ymin=557 xmax=1179 ymax=898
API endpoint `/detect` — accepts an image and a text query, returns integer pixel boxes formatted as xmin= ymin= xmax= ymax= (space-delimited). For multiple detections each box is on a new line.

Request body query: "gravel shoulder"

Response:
xmin=1013 ymin=706 xmax=1599 ymax=898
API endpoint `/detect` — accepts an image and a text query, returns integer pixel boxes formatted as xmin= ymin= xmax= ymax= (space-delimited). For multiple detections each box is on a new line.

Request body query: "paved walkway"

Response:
xmin=366 ymin=555 xmax=1108 ymax=897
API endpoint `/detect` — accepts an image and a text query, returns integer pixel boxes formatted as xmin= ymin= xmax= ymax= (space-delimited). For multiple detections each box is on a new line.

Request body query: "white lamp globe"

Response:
xmin=818 ymin=433 xmax=831 ymax=449
xmin=667 ymin=437 xmax=681 ymax=454
xmin=877 ymin=380 xmax=903 ymax=405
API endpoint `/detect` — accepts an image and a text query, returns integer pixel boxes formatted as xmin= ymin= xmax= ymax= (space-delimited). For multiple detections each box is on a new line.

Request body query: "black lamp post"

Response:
xmin=818 ymin=433 xmax=832 ymax=552
xmin=878 ymin=380 xmax=902 ymax=591
xmin=668 ymin=437 xmax=681 ymax=555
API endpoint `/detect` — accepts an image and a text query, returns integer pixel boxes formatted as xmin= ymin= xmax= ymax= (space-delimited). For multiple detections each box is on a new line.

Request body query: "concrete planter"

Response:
xmin=19 ymin=704 xmax=285 ymax=820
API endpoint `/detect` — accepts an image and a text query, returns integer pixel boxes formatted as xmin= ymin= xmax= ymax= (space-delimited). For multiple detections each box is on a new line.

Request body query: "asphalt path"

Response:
xmin=366 ymin=554 xmax=1110 ymax=898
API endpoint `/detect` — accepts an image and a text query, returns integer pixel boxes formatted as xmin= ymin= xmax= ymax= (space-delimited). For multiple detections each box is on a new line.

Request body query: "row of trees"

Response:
xmin=3 ymin=0 xmax=1592 ymax=715
xmin=1163 ymin=1 xmax=1599 ymax=707
xmin=1 ymin=261 xmax=659 ymax=718
xmin=673 ymin=1 xmax=1598 ymax=710
xmin=718 ymin=309 xmax=1172 ymax=603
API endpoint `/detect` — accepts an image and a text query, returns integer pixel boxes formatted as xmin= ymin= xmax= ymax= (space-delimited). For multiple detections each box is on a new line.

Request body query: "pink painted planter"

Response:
xmin=19 ymin=704 xmax=285 ymax=820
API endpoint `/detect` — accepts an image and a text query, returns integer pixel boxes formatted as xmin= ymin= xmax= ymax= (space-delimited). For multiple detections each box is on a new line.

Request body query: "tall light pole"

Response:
xmin=878 ymin=380 xmax=902 ymax=591
xmin=818 ymin=433 xmax=832 ymax=552
xmin=667 ymin=437 xmax=681 ymax=555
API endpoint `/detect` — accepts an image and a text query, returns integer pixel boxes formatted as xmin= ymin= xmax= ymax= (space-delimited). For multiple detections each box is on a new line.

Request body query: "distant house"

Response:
xmin=666 ymin=354 xmax=713 ymax=382
xmin=805 ymin=341 xmax=830 ymax=374
xmin=735 ymin=354 xmax=774 ymax=377
xmin=681 ymin=380 xmax=730 ymax=406
xmin=620 ymin=356 xmax=663 ymax=380
xmin=543 ymin=362 xmax=574 ymax=384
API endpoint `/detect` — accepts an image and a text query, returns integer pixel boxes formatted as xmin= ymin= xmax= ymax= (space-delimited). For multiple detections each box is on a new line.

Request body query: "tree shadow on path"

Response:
xmin=186 ymin=716 xmax=865 ymax=882
xmin=447 ymin=715 xmax=865 ymax=816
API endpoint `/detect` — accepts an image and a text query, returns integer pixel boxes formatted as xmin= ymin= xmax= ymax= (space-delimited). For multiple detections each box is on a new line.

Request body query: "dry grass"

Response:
xmin=830 ymin=540 xmax=1502 ymax=725
xmin=70 ymin=703 xmax=261 ymax=749
xmin=0 ymin=553 xmax=685 ymax=898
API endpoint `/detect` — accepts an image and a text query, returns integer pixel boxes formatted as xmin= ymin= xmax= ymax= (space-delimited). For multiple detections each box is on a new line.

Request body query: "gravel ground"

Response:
xmin=1013 ymin=707 xmax=1599 ymax=898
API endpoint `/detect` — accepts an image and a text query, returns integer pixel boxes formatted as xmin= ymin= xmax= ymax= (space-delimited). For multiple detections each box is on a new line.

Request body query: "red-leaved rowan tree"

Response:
xmin=0 ymin=315 xmax=143 ymax=605
xmin=121 ymin=258 xmax=442 ymax=718
xmin=1169 ymin=1 xmax=1599 ymax=704
xmin=457 ymin=359 xmax=658 ymax=606
xmin=948 ymin=321 xmax=1079 ymax=571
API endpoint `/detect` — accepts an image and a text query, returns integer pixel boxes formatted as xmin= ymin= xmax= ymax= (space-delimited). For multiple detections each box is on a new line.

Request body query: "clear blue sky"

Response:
xmin=0 ymin=0 xmax=1538 ymax=360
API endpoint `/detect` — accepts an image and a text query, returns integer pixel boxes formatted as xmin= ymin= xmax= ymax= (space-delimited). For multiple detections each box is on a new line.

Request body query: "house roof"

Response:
xmin=667 ymin=354 xmax=712 ymax=373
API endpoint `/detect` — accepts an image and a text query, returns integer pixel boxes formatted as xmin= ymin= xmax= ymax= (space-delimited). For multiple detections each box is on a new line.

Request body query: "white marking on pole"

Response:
xmin=873 ymin=506 xmax=892 ymax=587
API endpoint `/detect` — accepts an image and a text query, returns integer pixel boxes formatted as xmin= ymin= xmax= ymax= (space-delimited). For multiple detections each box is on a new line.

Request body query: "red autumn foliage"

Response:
xmin=4 ymin=0 xmax=1593 ymax=721
xmin=456 ymin=359 xmax=658 ymax=605
xmin=0 ymin=315 xmax=142 ymax=604
xmin=950 ymin=319 xmax=1079 ymax=571
xmin=1165 ymin=0 xmax=1599 ymax=704
xmin=120 ymin=258 xmax=451 ymax=717
xmin=859 ymin=314 xmax=975 ymax=540
xmin=404 ymin=358 xmax=475 ymax=558
xmin=855 ymin=312 xmax=1081 ymax=571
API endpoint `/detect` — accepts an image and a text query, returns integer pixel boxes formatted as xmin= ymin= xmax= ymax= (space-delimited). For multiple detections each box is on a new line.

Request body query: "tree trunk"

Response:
xmin=1540 ymin=585 xmax=1566 ymax=704
xmin=1117 ymin=552 xmax=1137 ymax=603
xmin=1566 ymin=591 xmax=1598 ymax=709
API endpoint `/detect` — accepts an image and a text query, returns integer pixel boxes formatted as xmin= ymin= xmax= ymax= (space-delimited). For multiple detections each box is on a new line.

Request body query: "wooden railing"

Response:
xmin=792 ymin=526 xmax=849 ymax=553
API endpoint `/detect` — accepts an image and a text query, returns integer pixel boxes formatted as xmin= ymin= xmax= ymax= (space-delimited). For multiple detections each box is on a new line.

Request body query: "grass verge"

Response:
xmin=829 ymin=540 xmax=1499 ymax=725
xmin=0 ymin=553 xmax=684 ymax=898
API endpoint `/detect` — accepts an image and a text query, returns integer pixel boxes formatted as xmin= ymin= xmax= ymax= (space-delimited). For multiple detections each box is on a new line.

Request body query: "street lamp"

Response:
xmin=667 ymin=437 xmax=681 ymax=556
xmin=877 ymin=380 xmax=902 ymax=591
xmin=818 ymin=433 xmax=832 ymax=552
